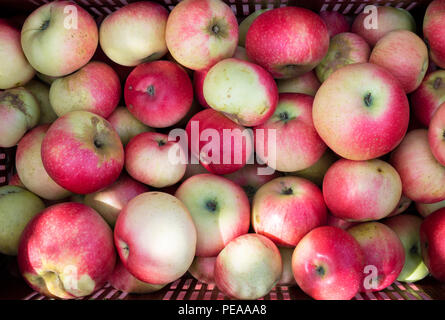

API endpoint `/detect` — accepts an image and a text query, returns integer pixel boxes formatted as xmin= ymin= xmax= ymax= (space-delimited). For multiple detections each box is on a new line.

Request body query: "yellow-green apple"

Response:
xmin=252 ymin=176 xmax=327 ymax=247
xmin=429 ymin=103 xmax=445 ymax=166
xmin=0 ymin=19 xmax=34 ymax=89
xmin=420 ymin=207 xmax=445 ymax=281
xmin=99 ymin=2 xmax=168 ymax=67
xmin=351 ymin=6 xmax=415 ymax=46
xmin=387 ymin=195 xmax=412 ymax=217
xmin=326 ymin=214 xmax=357 ymax=230
xmin=278 ymin=246 xmax=296 ymax=286
xmin=254 ymin=93 xmax=326 ymax=172
xmin=0 ymin=87 xmax=40 ymax=147
xmin=246 ymin=7 xmax=329 ymax=79
xmin=238 ymin=9 xmax=270 ymax=47
xmin=175 ymin=174 xmax=250 ymax=257
xmin=348 ymin=222 xmax=405 ymax=292
xmin=193 ymin=69 xmax=210 ymax=108
xmin=289 ymin=149 xmax=337 ymax=186
xmin=107 ymin=107 xmax=153 ymax=146
xmin=0 ymin=186 xmax=44 ymax=255
xmin=316 ymin=32 xmax=370 ymax=83
xmin=125 ymin=60 xmax=193 ymax=128
xmin=203 ymin=58 xmax=278 ymax=126
xmin=24 ymin=79 xmax=58 ymax=125
xmin=313 ymin=63 xmax=409 ymax=160
xmin=423 ymin=0 xmax=445 ymax=69
xmin=49 ymin=61 xmax=121 ymax=118
xmin=109 ymin=259 xmax=166 ymax=294
xmin=18 ymin=202 xmax=116 ymax=299
xmin=84 ymin=173 xmax=149 ymax=227
xmin=319 ymin=11 xmax=350 ymax=38
xmin=416 ymin=199 xmax=445 ymax=217
xmin=370 ymin=30 xmax=428 ymax=93
xmin=214 ymin=233 xmax=282 ymax=300
xmin=292 ymin=226 xmax=364 ymax=300
xmin=114 ymin=192 xmax=197 ymax=284
xmin=384 ymin=214 xmax=429 ymax=283
xmin=276 ymin=71 xmax=321 ymax=96
xmin=411 ymin=70 xmax=445 ymax=126
xmin=21 ymin=1 xmax=98 ymax=77
xmin=166 ymin=0 xmax=238 ymax=71
xmin=186 ymin=108 xmax=254 ymax=175
xmin=391 ymin=129 xmax=445 ymax=203
xmin=323 ymin=159 xmax=402 ymax=222
xmin=188 ymin=256 xmax=217 ymax=285
xmin=16 ymin=125 xmax=71 ymax=201
xmin=125 ymin=132 xmax=186 ymax=188
xmin=41 ymin=111 xmax=124 ymax=194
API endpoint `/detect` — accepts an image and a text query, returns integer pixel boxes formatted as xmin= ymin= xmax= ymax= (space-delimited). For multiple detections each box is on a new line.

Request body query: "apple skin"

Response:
xmin=125 ymin=60 xmax=193 ymax=128
xmin=351 ymin=6 xmax=416 ymax=47
xmin=384 ymin=214 xmax=429 ymax=283
xmin=166 ymin=0 xmax=238 ymax=71
xmin=8 ymin=174 xmax=25 ymax=188
xmin=252 ymin=176 xmax=327 ymax=247
xmin=313 ymin=63 xmax=409 ymax=161
xmin=327 ymin=214 xmax=357 ymax=230
xmin=390 ymin=129 xmax=445 ymax=203
xmin=16 ymin=125 xmax=71 ymax=201
xmin=246 ymin=7 xmax=329 ymax=79
xmin=0 ymin=19 xmax=34 ymax=89
xmin=49 ymin=62 xmax=121 ymax=118
xmin=420 ymin=207 xmax=445 ymax=282
xmin=99 ymin=2 xmax=168 ymax=67
xmin=214 ymin=233 xmax=282 ymax=300
xmin=370 ymin=30 xmax=428 ymax=93
xmin=323 ymin=159 xmax=402 ymax=222
xmin=188 ymin=256 xmax=217 ymax=285
xmin=429 ymin=103 xmax=445 ymax=166
xmin=423 ymin=0 xmax=445 ymax=69
xmin=387 ymin=195 xmax=412 ymax=217
xmin=24 ymin=79 xmax=58 ymax=125
xmin=193 ymin=69 xmax=210 ymax=108
xmin=203 ymin=58 xmax=278 ymax=127
xmin=411 ymin=70 xmax=445 ymax=127
xmin=114 ymin=192 xmax=197 ymax=285
xmin=278 ymin=246 xmax=296 ymax=286
xmin=41 ymin=110 xmax=124 ymax=194
xmin=186 ymin=108 xmax=254 ymax=175
xmin=316 ymin=32 xmax=370 ymax=83
xmin=21 ymin=1 xmax=98 ymax=77
xmin=348 ymin=222 xmax=405 ymax=292
xmin=255 ymin=93 xmax=326 ymax=172
xmin=292 ymin=226 xmax=364 ymax=300
xmin=238 ymin=9 xmax=270 ymax=47
xmin=319 ymin=11 xmax=350 ymax=38
xmin=232 ymin=46 xmax=251 ymax=62
xmin=125 ymin=132 xmax=186 ymax=188
xmin=84 ymin=173 xmax=149 ymax=227
xmin=416 ymin=199 xmax=445 ymax=218
xmin=277 ymin=71 xmax=321 ymax=96
xmin=0 ymin=186 xmax=45 ymax=255
xmin=107 ymin=107 xmax=153 ymax=146
xmin=289 ymin=149 xmax=337 ymax=187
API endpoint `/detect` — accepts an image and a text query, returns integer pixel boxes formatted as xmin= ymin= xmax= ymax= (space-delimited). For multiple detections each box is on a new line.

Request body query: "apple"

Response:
xmin=166 ymin=0 xmax=238 ymax=71
xmin=107 ymin=107 xmax=153 ymax=146
xmin=278 ymin=246 xmax=296 ymax=286
xmin=84 ymin=173 xmax=149 ymax=227
xmin=254 ymin=93 xmax=326 ymax=172
xmin=315 ymin=32 xmax=370 ymax=83
xmin=49 ymin=61 xmax=121 ymax=118
xmin=416 ymin=199 xmax=445 ymax=218
xmin=246 ymin=7 xmax=329 ymax=79
xmin=313 ymin=63 xmax=409 ymax=160
xmin=292 ymin=226 xmax=364 ymax=300
xmin=125 ymin=60 xmax=193 ymax=128
xmin=429 ymin=103 xmax=445 ymax=166
xmin=384 ymin=214 xmax=429 ymax=283
xmin=36 ymin=72 xmax=59 ymax=85
xmin=327 ymin=214 xmax=357 ymax=230
xmin=0 ymin=87 xmax=40 ymax=148
xmin=125 ymin=132 xmax=186 ymax=188
xmin=18 ymin=202 xmax=116 ymax=299
xmin=319 ymin=11 xmax=350 ymax=38
xmin=276 ymin=71 xmax=321 ymax=96
xmin=16 ymin=125 xmax=71 ymax=201
xmin=370 ymin=30 xmax=428 ymax=93
xmin=252 ymin=176 xmax=327 ymax=247
xmin=0 ymin=186 xmax=45 ymax=255
xmin=323 ymin=159 xmax=402 ymax=222
xmin=348 ymin=222 xmax=405 ymax=292
xmin=193 ymin=69 xmax=210 ymax=108
xmin=0 ymin=19 xmax=34 ymax=89
xmin=8 ymin=174 xmax=25 ymax=188
xmin=214 ymin=233 xmax=282 ymax=300
xmin=289 ymin=149 xmax=337 ymax=187
xmin=114 ymin=192 xmax=197 ymax=284
xmin=420 ymin=207 xmax=445 ymax=282
xmin=411 ymin=70 xmax=445 ymax=127
xmin=387 ymin=195 xmax=412 ymax=217
xmin=188 ymin=256 xmax=217 ymax=285
xmin=351 ymin=6 xmax=416 ymax=46
xmin=423 ymin=0 xmax=445 ymax=69
xmin=186 ymin=108 xmax=254 ymax=175
xmin=390 ymin=129 xmax=445 ymax=203
xmin=238 ymin=9 xmax=270 ymax=47
xmin=41 ymin=110 xmax=124 ymax=194
xmin=99 ymin=2 xmax=168 ymax=67
xmin=21 ymin=1 xmax=98 ymax=77
xmin=175 ymin=173 xmax=250 ymax=257
xmin=203 ymin=58 xmax=278 ymax=127
xmin=24 ymin=79 xmax=58 ymax=125
xmin=232 ymin=46 xmax=250 ymax=62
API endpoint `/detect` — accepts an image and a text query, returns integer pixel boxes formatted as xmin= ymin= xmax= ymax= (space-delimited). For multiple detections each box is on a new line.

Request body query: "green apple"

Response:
xmin=24 ymin=79 xmax=58 ymax=125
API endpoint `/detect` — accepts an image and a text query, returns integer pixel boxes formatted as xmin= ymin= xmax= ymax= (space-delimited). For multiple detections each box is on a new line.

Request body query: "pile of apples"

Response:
xmin=2 ymin=0 xmax=445 ymax=300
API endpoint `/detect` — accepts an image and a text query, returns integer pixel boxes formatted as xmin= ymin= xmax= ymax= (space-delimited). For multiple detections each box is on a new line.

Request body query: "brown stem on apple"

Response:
xmin=364 ymin=92 xmax=373 ymax=107
xmin=281 ymin=187 xmax=293 ymax=195
xmin=434 ymin=77 xmax=442 ymax=90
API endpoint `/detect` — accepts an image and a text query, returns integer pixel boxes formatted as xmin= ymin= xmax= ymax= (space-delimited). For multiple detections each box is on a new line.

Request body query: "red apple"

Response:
xmin=276 ymin=70 xmax=321 ymax=96
xmin=429 ymin=103 xmax=445 ymax=166
xmin=238 ymin=9 xmax=270 ymax=47
xmin=278 ymin=246 xmax=296 ymax=286
xmin=423 ymin=0 xmax=445 ymax=69
xmin=193 ymin=68 xmax=210 ymax=108
xmin=319 ymin=11 xmax=350 ymax=38
xmin=387 ymin=195 xmax=412 ymax=217
xmin=188 ymin=256 xmax=216 ymax=285
xmin=326 ymin=214 xmax=357 ymax=230
xmin=416 ymin=199 xmax=445 ymax=218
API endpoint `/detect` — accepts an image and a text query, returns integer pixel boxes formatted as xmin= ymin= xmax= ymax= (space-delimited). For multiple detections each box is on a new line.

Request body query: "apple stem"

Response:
xmin=364 ymin=92 xmax=373 ymax=107
xmin=212 ymin=25 xmax=220 ymax=34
